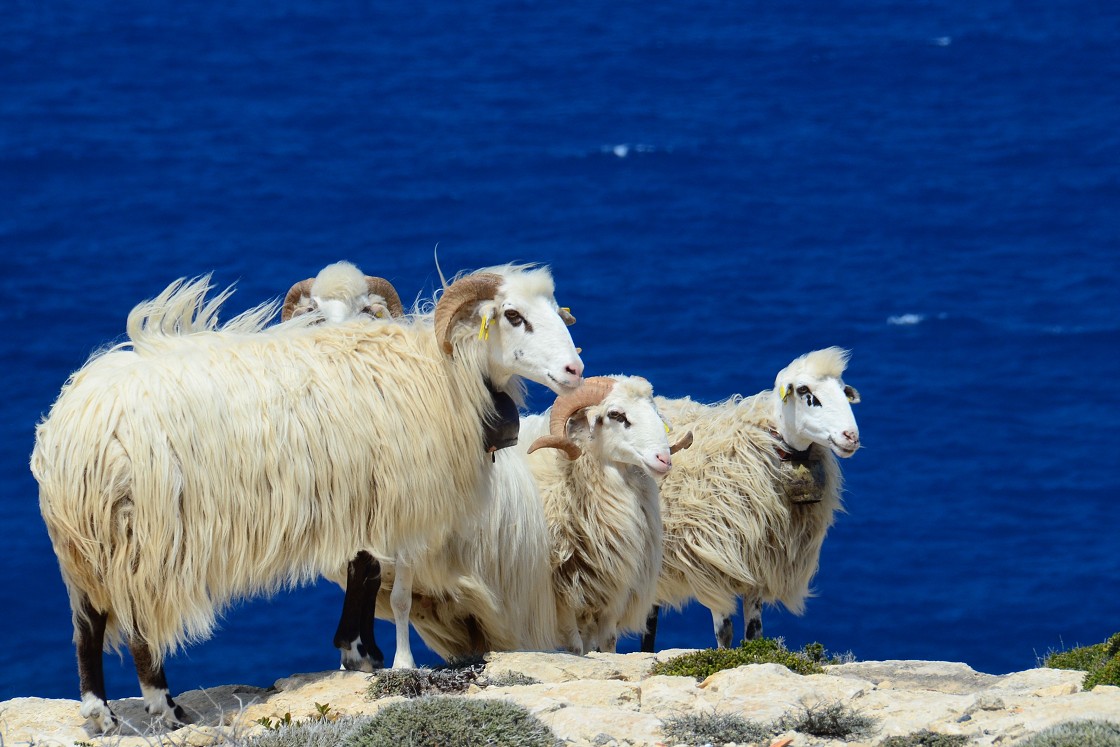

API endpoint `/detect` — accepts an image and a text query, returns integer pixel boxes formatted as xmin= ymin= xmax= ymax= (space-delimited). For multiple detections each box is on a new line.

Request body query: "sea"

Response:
xmin=2 ymin=0 xmax=1118 ymax=704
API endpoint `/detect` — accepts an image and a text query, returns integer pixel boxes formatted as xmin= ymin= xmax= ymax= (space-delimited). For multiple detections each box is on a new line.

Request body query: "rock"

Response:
xmin=4 ymin=654 xmax=1119 ymax=747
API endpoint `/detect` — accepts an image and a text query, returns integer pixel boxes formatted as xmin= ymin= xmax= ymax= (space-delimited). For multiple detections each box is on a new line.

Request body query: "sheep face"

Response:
xmin=316 ymin=293 xmax=393 ymax=323
xmin=476 ymin=273 xmax=583 ymax=395
xmin=568 ymin=377 xmax=675 ymax=477
xmin=776 ymin=371 xmax=861 ymax=458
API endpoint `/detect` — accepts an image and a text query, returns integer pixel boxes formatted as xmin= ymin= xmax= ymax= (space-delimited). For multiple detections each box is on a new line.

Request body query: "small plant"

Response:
xmin=247 ymin=716 xmax=372 ymax=747
xmin=345 ymin=695 xmax=558 ymax=747
xmin=1084 ymin=655 xmax=1120 ymax=691
xmin=879 ymin=729 xmax=971 ymax=747
xmin=661 ymin=711 xmax=773 ymax=746
xmin=1044 ymin=632 xmax=1120 ymax=690
xmin=1013 ymin=719 xmax=1120 ymax=747
xmin=367 ymin=660 xmax=490 ymax=699
xmin=483 ymin=670 xmax=541 ymax=688
xmin=650 ymin=637 xmax=842 ymax=679
xmin=779 ymin=700 xmax=878 ymax=740
xmin=255 ymin=711 xmax=294 ymax=730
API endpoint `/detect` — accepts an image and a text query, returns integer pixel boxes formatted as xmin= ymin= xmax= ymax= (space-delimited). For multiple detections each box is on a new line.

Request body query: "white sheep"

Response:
xmin=522 ymin=375 xmax=692 ymax=654
xmin=31 ymin=264 xmax=582 ymax=732
xmin=640 ymin=347 xmax=861 ymax=652
xmin=367 ymin=445 xmax=561 ymax=660
xmin=280 ymin=263 xmax=549 ymax=671
xmin=280 ymin=260 xmax=407 ymax=672
xmin=356 ymin=375 xmax=690 ymax=660
xmin=280 ymin=260 xmax=404 ymax=322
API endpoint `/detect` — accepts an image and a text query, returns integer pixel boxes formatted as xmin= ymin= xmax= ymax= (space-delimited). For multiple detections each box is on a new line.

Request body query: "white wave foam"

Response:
xmin=602 ymin=143 xmax=658 ymax=159
xmin=888 ymin=313 xmax=925 ymax=326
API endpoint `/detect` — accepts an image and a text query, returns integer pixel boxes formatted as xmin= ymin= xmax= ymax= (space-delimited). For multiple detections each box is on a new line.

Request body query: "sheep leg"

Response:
xmin=711 ymin=603 xmax=736 ymax=648
xmin=358 ymin=557 xmax=385 ymax=669
xmin=639 ymin=605 xmax=659 ymax=652
xmin=75 ymin=595 xmax=118 ymax=733
xmin=334 ymin=551 xmax=384 ymax=672
xmin=742 ymin=595 xmax=764 ymax=641
xmin=557 ymin=606 xmax=584 ymax=655
xmin=129 ymin=637 xmax=188 ymax=727
xmin=389 ymin=561 xmax=416 ymax=669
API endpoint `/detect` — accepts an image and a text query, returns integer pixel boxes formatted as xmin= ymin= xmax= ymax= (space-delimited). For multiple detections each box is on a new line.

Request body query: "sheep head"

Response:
xmin=775 ymin=347 xmax=861 ymax=458
xmin=529 ymin=375 xmax=691 ymax=476
xmin=433 ymin=266 xmax=583 ymax=396
xmin=281 ymin=262 xmax=405 ymax=323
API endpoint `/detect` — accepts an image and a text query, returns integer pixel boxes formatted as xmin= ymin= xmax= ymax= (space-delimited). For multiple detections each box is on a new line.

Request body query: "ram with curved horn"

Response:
xmin=31 ymin=263 xmax=582 ymax=732
xmin=521 ymin=375 xmax=691 ymax=654
xmin=641 ymin=347 xmax=862 ymax=652
xmin=281 ymin=260 xmax=405 ymax=323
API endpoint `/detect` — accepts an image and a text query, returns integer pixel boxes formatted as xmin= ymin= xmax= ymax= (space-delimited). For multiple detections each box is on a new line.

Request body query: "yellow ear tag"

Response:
xmin=780 ymin=385 xmax=790 ymax=402
xmin=478 ymin=314 xmax=491 ymax=341
xmin=663 ymin=422 xmax=670 ymax=434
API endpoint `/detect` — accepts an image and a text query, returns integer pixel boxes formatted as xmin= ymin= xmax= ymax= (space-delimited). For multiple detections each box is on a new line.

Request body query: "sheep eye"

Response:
xmin=607 ymin=410 xmax=630 ymax=427
xmin=504 ymin=309 xmax=524 ymax=327
xmin=795 ymin=385 xmax=822 ymax=407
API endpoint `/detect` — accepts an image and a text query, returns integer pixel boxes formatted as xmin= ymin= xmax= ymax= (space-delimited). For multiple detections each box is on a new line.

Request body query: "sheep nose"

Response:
xmin=565 ymin=360 xmax=583 ymax=379
xmin=656 ymin=453 xmax=672 ymax=469
xmin=843 ymin=430 xmax=860 ymax=446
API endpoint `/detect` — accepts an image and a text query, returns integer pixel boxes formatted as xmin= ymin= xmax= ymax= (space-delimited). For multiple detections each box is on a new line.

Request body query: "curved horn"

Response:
xmin=558 ymin=307 xmax=576 ymax=326
xmin=433 ymin=272 xmax=504 ymax=356
xmin=527 ymin=376 xmax=616 ymax=460
xmin=670 ymin=430 xmax=694 ymax=454
xmin=281 ymin=278 xmax=316 ymax=322
xmin=365 ymin=276 xmax=405 ymax=318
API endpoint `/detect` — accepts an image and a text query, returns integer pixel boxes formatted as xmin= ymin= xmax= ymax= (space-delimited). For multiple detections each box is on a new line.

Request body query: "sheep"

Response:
xmin=280 ymin=261 xmax=407 ymax=672
xmin=280 ymin=262 xmax=542 ymax=671
xmin=521 ymin=375 xmax=693 ymax=654
xmin=640 ymin=347 xmax=861 ymax=652
xmin=30 ymin=264 xmax=583 ymax=732
xmin=366 ymin=444 xmax=562 ymax=660
xmin=354 ymin=375 xmax=691 ymax=660
xmin=280 ymin=260 xmax=404 ymax=322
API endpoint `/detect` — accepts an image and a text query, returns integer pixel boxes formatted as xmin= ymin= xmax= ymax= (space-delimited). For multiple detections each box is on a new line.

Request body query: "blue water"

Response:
xmin=3 ymin=0 xmax=1118 ymax=703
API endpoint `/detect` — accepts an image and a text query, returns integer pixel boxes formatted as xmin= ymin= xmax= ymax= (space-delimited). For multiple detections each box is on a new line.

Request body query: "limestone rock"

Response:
xmin=4 ymin=654 xmax=1119 ymax=747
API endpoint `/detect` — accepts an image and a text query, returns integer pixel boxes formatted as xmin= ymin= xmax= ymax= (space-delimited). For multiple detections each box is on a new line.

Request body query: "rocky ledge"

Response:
xmin=2 ymin=651 xmax=1118 ymax=746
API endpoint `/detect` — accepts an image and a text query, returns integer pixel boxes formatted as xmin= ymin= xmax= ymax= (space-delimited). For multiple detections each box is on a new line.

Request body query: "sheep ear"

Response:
xmin=780 ymin=384 xmax=792 ymax=402
xmin=844 ymin=385 xmax=861 ymax=404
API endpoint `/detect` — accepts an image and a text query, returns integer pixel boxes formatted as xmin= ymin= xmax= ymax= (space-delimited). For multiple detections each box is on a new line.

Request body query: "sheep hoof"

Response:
xmin=340 ymin=643 xmax=376 ymax=673
xmin=144 ymin=692 xmax=189 ymax=728
xmin=80 ymin=693 xmax=119 ymax=733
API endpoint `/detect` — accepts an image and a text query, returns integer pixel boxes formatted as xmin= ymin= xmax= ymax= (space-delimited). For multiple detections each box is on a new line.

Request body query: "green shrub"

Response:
xmin=650 ymin=637 xmax=839 ymax=679
xmin=879 ymin=729 xmax=971 ymax=747
xmin=1084 ymin=655 xmax=1120 ymax=690
xmin=1013 ymin=719 xmax=1120 ymax=747
xmin=1045 ymin=642 xmax=1109 ymax=672
xmin=779 ymin=700 xmax=878 ymax=740
xmin=660 ymin=711 xmax=773 ymax=746
xmin=1044 ymin=632 xmax=1120 ymax=691
xmin=345 ymin=696 xmax=558 ymax=747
